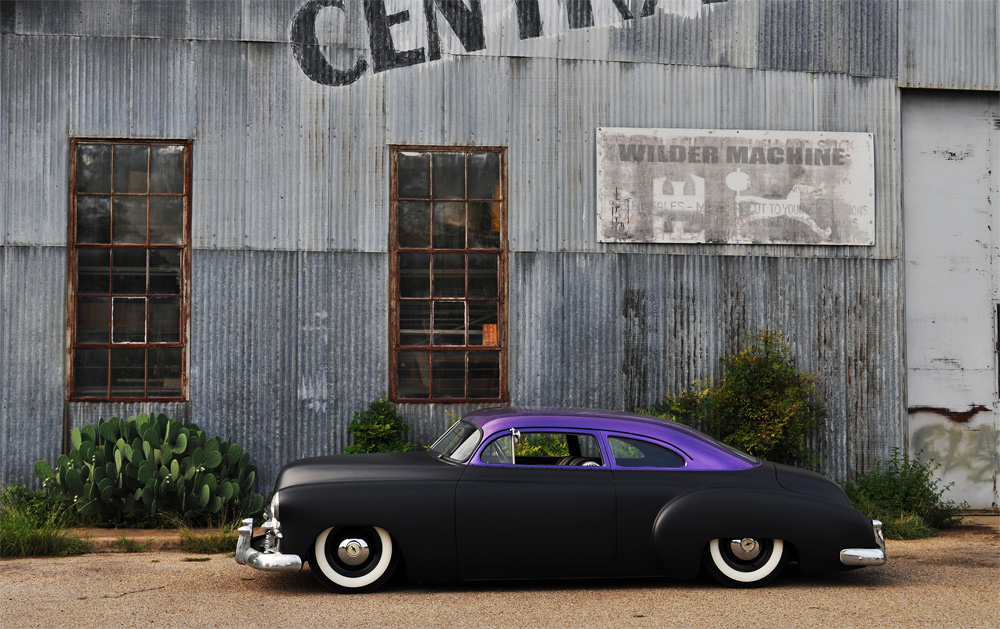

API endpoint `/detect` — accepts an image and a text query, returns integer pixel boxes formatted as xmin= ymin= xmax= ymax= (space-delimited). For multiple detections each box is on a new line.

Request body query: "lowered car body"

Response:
xmin=236 ymin=408 xmax=885 ymax=591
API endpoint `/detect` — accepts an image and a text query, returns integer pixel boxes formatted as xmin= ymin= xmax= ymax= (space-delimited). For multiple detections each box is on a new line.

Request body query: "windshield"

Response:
xmin=429 ymin=421 xmax=482 ymax=462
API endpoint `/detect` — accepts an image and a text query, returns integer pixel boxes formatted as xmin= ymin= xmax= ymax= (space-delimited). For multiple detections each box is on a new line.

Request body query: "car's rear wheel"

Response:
xmin=705 ymin=537 xmax=784 ymax=587
xmin=311 ymin=525 xmax=397 ymax=593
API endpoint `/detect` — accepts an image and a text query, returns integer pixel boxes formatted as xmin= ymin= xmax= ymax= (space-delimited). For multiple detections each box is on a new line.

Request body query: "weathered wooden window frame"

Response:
xmin=389 ymin=146 xmax=508 ymax=403
xmin=68 ymin=138 xmax=192 ymax=401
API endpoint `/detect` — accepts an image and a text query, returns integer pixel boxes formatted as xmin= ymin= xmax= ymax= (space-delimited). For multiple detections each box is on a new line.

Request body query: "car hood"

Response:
xmin=273 ymin=450 xmax=461 ymax=491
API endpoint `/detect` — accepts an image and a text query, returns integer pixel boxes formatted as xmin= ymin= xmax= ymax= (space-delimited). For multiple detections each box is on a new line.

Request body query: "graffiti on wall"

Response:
xmin=290 ymin=0 xmax=725 ymax=86
xmin=596 ymin=128 xmax=876 ymax=245
xmin=912 ymin=423 xmax=999 ymax=486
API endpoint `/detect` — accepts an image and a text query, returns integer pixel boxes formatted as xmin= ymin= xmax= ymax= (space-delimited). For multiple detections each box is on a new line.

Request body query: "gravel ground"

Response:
xmin=2 ymin=524 xmax=997 ymax=628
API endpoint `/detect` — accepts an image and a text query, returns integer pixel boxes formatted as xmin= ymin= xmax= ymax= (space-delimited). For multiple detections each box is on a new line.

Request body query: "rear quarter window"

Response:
xmin=608 ymin=436 xmax=685 ymax=468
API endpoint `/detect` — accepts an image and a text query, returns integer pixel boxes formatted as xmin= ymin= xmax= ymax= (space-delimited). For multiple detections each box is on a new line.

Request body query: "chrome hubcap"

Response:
xmin=338 ymin=538 xmax=370 ymax=566
xmin=729 ymin=538 xmax=761 ymax=561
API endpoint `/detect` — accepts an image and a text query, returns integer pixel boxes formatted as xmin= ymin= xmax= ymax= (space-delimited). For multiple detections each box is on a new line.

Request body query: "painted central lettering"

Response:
xmin=290 ymin=0 xmax=676 ymax=86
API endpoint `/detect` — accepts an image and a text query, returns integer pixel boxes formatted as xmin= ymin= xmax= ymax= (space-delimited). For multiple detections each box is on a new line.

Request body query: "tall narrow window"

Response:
xmin=390 ymin=147 xmax=506 ymax=402
xmin=70 ymin=139 xmax=190 ymax=400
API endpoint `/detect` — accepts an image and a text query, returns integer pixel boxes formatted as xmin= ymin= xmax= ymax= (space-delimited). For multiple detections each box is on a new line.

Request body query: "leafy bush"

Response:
xmin=842 ymin=449 xmax=965 ymax=539
xmin=34 ymin=413 xmax=265 ymax=527
xmin=647 ymin=330 xmax=826 ymax=468
xmin=0 ymin=485 xmax=84 ymax=558
xmin=345 ymin=398 xmax=414 ymax=454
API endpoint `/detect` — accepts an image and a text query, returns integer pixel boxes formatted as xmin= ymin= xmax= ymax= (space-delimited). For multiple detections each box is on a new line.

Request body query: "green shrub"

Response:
xmin=647 ymin=330 xmax=826 ymax=468
xmin=842 ymin=448 xmax=964 ymax=539
xmin=34 ymin=413 xmax=266 ymax=527
xmin=0 ymin=485 xmax=84 ymax=558
xmin=345 ymin=398 xmax=414 ymax=454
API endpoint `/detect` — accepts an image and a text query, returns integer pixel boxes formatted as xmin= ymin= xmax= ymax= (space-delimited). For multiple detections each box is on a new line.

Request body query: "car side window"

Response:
xmin=480 ymin=432 xmax=603 ymax=466
xmin=609 ymin=436 xmax=685 ymax=468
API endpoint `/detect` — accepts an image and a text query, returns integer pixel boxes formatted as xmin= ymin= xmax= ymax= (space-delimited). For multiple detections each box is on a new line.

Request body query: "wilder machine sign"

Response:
xmin=596 ymin=128 xmax=875 ymax=246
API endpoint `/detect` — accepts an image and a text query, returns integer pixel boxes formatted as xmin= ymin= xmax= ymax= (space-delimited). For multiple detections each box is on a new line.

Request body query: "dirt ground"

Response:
xmin=2 ymin=522 xmax=997 ymax=628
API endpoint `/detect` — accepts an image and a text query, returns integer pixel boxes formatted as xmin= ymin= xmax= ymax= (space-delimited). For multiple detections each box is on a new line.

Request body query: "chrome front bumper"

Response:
xmin=840 ymin=519 xmax=887 ymax=567
xmin=235 ymin=518 xmax=303 ymax=573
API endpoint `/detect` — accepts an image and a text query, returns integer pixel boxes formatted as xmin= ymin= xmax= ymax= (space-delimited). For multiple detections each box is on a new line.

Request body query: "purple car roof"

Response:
xmin=459 ymin=407 xmax=758 ymax=471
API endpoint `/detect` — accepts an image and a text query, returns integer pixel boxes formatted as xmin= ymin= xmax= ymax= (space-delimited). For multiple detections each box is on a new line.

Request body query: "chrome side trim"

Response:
xmin=840 ymin=519 xmax=887 ymax=567
xmin=235 ymin=518 xmax=303 ymax=573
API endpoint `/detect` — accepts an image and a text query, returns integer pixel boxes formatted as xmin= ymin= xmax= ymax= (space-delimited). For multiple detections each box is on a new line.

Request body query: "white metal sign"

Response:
xmin=596 ymin=128 xmax=875 ymax=245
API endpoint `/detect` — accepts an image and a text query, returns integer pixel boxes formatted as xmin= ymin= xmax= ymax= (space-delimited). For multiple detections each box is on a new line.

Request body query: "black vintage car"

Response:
xmin=236 ymin=408 xmax=885 ymax=592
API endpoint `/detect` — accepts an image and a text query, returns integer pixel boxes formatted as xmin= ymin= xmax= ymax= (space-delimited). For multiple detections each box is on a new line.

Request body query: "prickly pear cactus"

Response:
xmin=34 ymin=413 xmax=265 ymax=526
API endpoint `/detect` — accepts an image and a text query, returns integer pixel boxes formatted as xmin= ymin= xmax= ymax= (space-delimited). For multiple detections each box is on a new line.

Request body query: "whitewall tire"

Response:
xmin=311 ymin=525 xmax=397 ymax=593
xmin=706 ymin=537 xmax=785 ymax=587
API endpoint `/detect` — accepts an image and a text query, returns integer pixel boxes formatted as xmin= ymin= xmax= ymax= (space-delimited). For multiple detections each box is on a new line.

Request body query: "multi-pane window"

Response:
xmin=70 ymin=140 xmax=190 ymax=400
xmin=390 ymin=148 xmax=506 ymax=402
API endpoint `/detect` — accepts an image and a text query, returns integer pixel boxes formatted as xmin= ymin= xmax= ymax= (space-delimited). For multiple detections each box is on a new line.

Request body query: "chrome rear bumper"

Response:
xmin=840 ymin=519 xmax=887 ymax=566
xmin=235 ymin=518 xmax=303 ymax=573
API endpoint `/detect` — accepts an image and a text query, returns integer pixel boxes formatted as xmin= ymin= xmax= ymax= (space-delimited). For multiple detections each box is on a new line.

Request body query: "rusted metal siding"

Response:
xmin=900 ymin=0 xmax=999 ymax=90
xmin=502 ymin=252 xmax=905 ymax=481
xmin=505 ymin=60 xmax=900 ymax=259
xmin=0 ymin=0 xmax=923 ymax=491
xmin=2 ymin=33 xmax=71 ymax=247
xmin=0 ymin=247 xmax=67 ymax=487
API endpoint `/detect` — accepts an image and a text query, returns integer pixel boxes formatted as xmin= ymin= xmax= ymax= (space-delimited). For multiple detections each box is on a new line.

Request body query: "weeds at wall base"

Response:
xmin=0 ymin=485 xmax=85 ymax=558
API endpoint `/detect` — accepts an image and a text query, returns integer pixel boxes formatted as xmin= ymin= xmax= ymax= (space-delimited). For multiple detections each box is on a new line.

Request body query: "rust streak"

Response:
xmin=907 ymin=405 xmax=990 ymax=424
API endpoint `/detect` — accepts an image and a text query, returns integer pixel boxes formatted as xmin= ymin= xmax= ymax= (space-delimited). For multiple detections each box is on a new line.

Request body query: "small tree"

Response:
xmin=345 ymin=397 xmax=414 ymax=454
xmin=648 ymin=330 xmax=826 ymax=468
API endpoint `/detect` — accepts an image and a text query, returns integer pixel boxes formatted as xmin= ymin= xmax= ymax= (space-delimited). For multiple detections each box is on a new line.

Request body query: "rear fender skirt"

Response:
xmin=652 ymin=488 xmax=879 ymax=578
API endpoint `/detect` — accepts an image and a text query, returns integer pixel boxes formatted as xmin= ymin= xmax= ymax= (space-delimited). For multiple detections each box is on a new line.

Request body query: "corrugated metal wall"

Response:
xmin=900 ymin=0 xmax=999 ymax=90
xmin=0 ymin=0 xmax=989 ymax=490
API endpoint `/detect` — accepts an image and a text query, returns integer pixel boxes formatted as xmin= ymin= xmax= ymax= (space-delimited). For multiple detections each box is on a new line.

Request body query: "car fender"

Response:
xmin=277 ymin=480 xmax=460 ymax=583
xmin=652 ymin=487 xmax=878 ymax=578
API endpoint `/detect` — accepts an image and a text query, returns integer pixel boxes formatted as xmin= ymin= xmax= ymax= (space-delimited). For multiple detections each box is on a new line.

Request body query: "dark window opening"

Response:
xmin=70 ymin=140 xmax=190 ymax=401
xmin=390 ymin=147 xmax=506 ymax=402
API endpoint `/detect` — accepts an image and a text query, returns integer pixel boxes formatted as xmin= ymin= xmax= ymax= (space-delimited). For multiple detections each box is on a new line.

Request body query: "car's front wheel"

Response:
xmin=705 ymin=537 xmax=785 ymax=587
xmin=311 ymin=525 xmax=397 ymax=593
